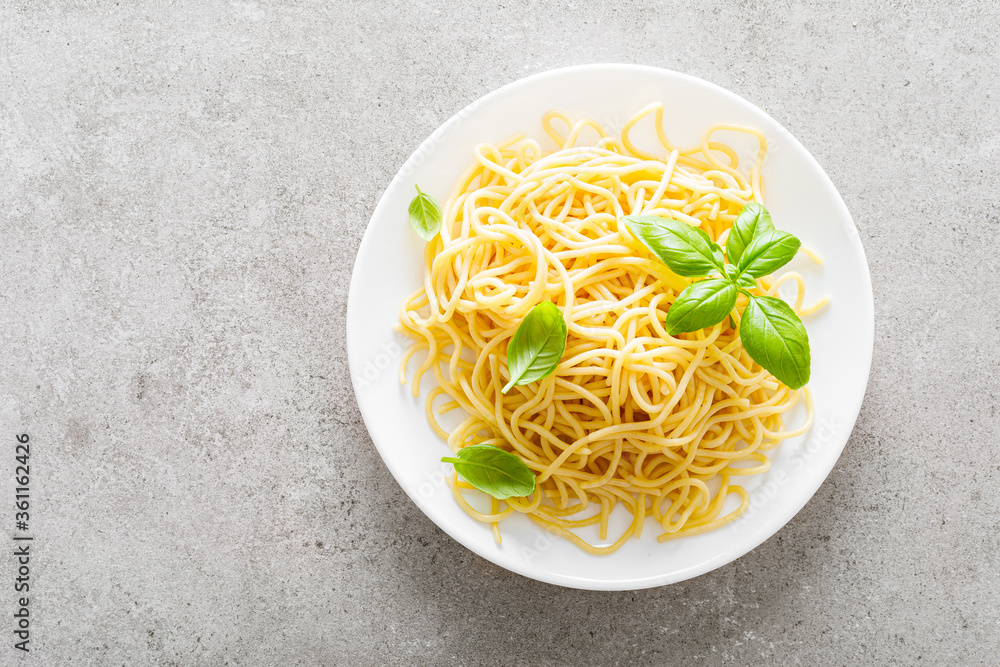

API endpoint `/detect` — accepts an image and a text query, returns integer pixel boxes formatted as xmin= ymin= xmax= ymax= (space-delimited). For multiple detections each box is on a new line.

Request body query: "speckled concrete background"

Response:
xmin=1 ymin=1 xmax=997 ymax=665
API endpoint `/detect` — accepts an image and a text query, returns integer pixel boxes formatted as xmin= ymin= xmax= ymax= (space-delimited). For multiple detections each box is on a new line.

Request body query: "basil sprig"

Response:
xmin=441 ymin=444 xmax=536 ymax=500
xmin=408 ymin=185 xmax=443 ymax=241
xmin=502 ymin=301 xmax=567 ymax=393
xmin=622 ymin=204 xmax=811 ymax=389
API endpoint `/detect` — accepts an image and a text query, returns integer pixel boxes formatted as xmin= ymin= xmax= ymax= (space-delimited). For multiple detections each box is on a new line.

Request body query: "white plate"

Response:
xmin=347 ymin=64 xmax=874 ymax=590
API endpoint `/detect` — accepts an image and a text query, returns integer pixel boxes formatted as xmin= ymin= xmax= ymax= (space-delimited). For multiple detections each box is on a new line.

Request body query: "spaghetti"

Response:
xmin=398 ymin=103 xmax=819 ymax=554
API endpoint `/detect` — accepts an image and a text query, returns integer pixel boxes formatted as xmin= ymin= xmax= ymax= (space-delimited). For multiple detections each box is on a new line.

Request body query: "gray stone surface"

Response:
xmin=1 ymin=0 xmax=997 ymax=665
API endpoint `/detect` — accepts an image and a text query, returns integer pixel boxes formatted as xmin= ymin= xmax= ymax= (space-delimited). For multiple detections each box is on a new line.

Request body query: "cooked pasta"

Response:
xmin=398 ymin=102 xmax=819 ymax=554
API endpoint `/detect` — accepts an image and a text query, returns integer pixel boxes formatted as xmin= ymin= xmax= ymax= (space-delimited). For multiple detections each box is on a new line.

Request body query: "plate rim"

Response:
xmin=346 ymin=63 xmax=875 ymax=590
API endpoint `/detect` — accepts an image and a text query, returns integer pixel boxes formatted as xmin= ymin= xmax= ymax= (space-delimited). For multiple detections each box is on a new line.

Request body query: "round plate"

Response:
xmin=347 ymin=64 xmax=874 ymax=590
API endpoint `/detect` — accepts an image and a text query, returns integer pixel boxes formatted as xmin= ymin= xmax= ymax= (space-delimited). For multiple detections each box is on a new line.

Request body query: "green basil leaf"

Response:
xmin=408 ymin=185 xmax=443 ymax=241
xmin=740 ymin=296 xmax=811 ymax=389
xmin=726 ymin=202 xmax=774 ymax=264
xmin=623 ymin=215 xmax=725 ymax=277
xmin=736 ymin=273 xmax=757 ymax=290
xmin=736 ymin=230 xmax=801 ymax=278
xmin=502 ymin=301 xmax=567 ymax=393
xmin=441 ymin=444 xmax=536 ymax=500
xmin=665 ymin=279 xmax=737 ymax=335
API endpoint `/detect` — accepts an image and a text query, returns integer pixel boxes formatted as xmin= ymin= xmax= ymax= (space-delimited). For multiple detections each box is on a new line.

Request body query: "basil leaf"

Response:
xmin=502 ymin=301 xmax=567 ymax=393
xmin=623 ymin=215 xmax=725 ymax=277
xmin=726 ymin=203 xmax=774 ymax=265
xmin=441 ymin=444 xmax=536 ymax=500
xmin=665 ymin=279 xmax=737 ymax=335
xmin=740 ymin=296 xmax=810 ymax=389
xmin=736 ymin=230 xmax=801 ymax=278
xmin=408 ymin=185 xmax=443 ymax=241
xmin=722 ymin=264 xmax=741 ymax=282
xmin=736 ymin=273 xmax=757 ymax=290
